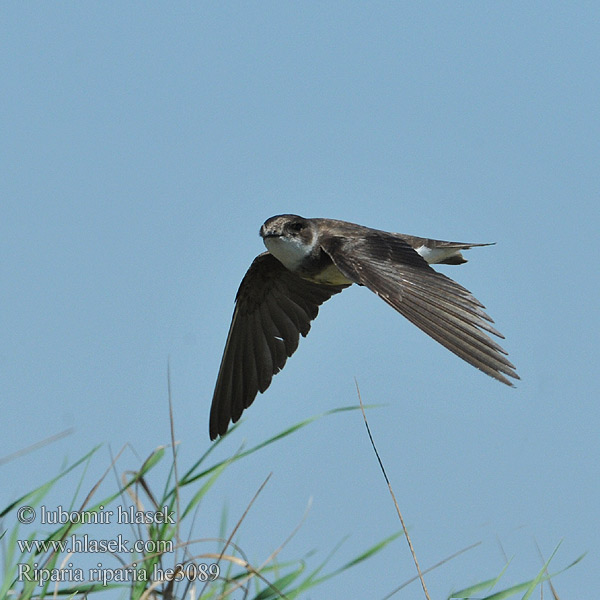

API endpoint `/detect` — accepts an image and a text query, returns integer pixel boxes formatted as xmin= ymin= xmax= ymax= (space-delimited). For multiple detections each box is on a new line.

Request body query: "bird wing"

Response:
xmin=209 ymin=252 xmax=349 ymax=439
xmin=319 ymin=231 xmax=519 ymax=385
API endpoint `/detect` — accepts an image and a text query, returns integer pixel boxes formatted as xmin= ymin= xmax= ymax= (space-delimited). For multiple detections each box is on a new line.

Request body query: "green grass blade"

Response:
xmin=449 ymin=560 xmax=512 ymax=598
xmin=0 ymin=445 xmax=102 ymax=518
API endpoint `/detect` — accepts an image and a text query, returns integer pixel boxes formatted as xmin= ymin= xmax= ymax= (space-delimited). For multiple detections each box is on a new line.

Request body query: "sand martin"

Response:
xmin=209 ymin=214 xmax=518 ymax=439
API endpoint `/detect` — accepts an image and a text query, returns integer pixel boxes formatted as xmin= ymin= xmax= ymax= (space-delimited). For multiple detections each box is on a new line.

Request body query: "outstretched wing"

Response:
xmin=210 ymin=252 xmax=348 ymax=439
xmin=320 ymin=232 xmax=519 ymax=385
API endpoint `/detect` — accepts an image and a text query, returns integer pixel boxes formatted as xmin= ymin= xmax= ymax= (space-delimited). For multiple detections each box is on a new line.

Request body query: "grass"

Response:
xmin=1 ymin=403 xmax=584 ymax=599
xmin=0 ymin=408 xmax=401 ymax=599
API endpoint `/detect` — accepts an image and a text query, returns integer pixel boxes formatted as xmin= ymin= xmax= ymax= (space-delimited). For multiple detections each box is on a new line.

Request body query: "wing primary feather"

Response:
xmin=259 ymin=302 xmax=288 ymax=372
xmin=401 ymin=274 xmax=496 ymax=325
xmin=399 ymin=301 xmax=518 ymax=383
xmin=229 ymin=312 xmax=248 ymax=423
xmin=398 ymin=279 xmax=506 ymax=343
xmin=253 ymin=308 xmax=274 ymax=393
xmin=370 ymin=274 xmax=513 ymax=367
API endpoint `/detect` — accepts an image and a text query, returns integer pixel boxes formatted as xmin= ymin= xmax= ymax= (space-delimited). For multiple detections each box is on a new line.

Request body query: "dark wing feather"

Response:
xmin=209 ymin=252 xmax=348 ymax=439
xmin=320 ymin=233 xmax=519 ymax=385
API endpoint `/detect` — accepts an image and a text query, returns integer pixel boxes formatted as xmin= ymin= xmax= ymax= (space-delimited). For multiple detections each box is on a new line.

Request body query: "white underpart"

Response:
xmin=416 ymin=244 xmax=460 ymax=264
xmin=263 ymin=235 xmax=313 ymax=271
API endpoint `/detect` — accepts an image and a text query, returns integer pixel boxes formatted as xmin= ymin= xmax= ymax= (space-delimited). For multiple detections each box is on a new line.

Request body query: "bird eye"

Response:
xmin=289 ymin=221 xmax=304 ymax=232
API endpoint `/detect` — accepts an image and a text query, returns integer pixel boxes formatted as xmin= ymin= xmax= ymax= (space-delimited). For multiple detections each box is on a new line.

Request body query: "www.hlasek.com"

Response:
xmin=17 ymin=562 xmax=220 ymax=587
xmin=17 ymin=534 xmax=173 ymax=555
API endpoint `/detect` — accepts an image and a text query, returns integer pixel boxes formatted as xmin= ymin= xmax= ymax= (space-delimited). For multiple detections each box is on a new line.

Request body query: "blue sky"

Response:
xmin=2 ymin=2 xmax=598 ymax=598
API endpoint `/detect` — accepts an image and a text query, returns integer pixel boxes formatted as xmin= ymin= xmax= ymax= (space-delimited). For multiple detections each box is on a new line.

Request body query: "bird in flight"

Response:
xmin=209 ymin=214 xmax=518 ymax=439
